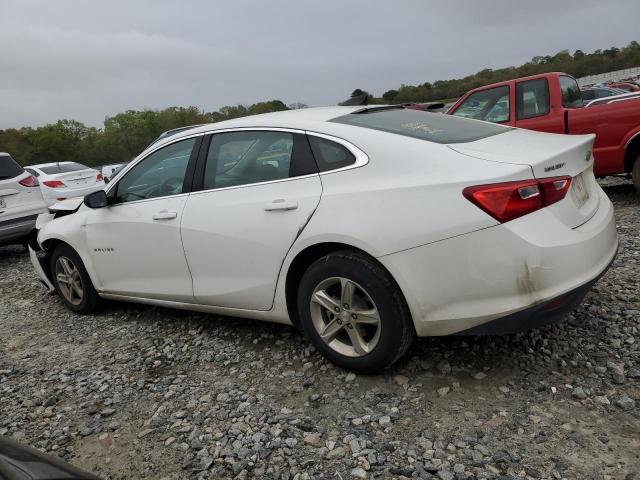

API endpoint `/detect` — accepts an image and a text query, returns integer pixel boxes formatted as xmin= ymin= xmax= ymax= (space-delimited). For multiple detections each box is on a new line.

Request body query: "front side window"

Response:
xmin=560 ymin=76 xmax=583 ymax=108
xmin=451 ymin=86 xmax=510 ymax=123
xmin=203 ymin=131 xmax=316 ymax=190
xmin=114 ymin=137 xmax=195 ymax=204
xmin=516 ymin=79 xmax=550 ymax=120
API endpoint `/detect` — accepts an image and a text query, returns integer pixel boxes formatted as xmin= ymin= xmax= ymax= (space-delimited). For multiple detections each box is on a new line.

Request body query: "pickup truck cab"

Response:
xmin=448 ymin=72 xmax=640 ymax=190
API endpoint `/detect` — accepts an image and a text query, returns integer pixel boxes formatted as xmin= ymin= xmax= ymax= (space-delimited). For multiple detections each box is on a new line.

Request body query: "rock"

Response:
xmin=98 ymin=433 xmax=112 ymax=449
xmin=326 ymin=446 xmax=346 ymax=459
xmin=473 ymin=372 xmax=487 ymax=380
xmin=572 ymin=387 xmax=587 ymax=400
xmin=100 ymin=408 xmax=116 ymax=417
xmin=351 ymin=467 xmax=367 ymax=479
xmin=594 ymin=396 xmax=610 ymax=405
xmin=437 ymin=387 xmax=450 ymax=397
xmin=378 ymin=416 xmax=391 ymax=425
xmin=43 ymin=395 xmax=58 ymax=407
xmin=345 ymin=372 xmax=356 ymax=383
xmin=302 ymin=432 xmax=321 ymax=447
xmin=614 ymin=395 xmax=636 ymax=411
xmin=627 ymin=368 xmax=640 ymax=379
xmin=393 ymin=375 xmax=409 ymax=386
xmin=165 ymin=436 xmax=176 ymax=446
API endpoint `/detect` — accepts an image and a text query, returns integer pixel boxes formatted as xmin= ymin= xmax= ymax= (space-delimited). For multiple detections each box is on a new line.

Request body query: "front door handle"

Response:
xmin=152 ymin=210 xmax=177 ymax=220
xmin=264 ymin=199 xmax=298 ymax=211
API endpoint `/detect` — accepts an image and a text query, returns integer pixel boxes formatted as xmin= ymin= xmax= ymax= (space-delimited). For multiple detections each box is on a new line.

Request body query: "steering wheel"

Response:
xmin=160 ymin=177 xmax=183 ymax=196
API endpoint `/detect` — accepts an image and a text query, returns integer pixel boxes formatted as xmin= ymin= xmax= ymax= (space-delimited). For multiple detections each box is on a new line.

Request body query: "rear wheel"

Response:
xmin=633 ymin=154 xmax=640 ymax=192
xmin=51 ymin=244 xmax=101 ymax=313
xmin=297 ymin=250 xmax=414 ymax=372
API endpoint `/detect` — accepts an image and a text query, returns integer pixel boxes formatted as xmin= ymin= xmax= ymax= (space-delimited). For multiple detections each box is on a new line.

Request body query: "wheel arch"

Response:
xmin=284 ymin=241 xmax=410 ymax=327
xmin=624 ymin=130 xmax=640 ymax=173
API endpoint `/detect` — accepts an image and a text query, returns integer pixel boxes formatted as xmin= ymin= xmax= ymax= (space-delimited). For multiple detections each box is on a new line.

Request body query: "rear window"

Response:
xmin=39 ymin=162 xmax=89 ymax=174
xmin=0 ymin=154 xmax=25 ymax=180
xmin=331 ymin=108 xmax=510 ymax=144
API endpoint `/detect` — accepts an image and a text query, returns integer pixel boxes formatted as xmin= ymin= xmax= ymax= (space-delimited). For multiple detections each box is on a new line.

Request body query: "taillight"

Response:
xmin=463 ymin=176 xmax=571 ymax=223
xmin=96 ymin=173 xmax=104 ymax=182
xmin=19 ymin=175 xmax=39 ymax=187
xmin=43 ymin=180 xmax=66 ymax=188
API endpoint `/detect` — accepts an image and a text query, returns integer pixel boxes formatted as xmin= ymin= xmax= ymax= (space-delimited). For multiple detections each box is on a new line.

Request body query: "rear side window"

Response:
xmin=451 ymin=86 xmax=510 ymax=123
xmin=203 ymin=131 xmax=317 ymax=190
xmin=560 ymin=76 xmax=583 ymax=108
xmin=516 ymin=79 xmax=550 ymax=120
xmin=0 ymin=154 xmax=24 ymax=180
xmin=307 ymin=136 xmax=356 ymax=171
xmin=332 ymin=107 xmax=510 ymax=144
xmin=39 ymin=162 xmax=89 ymax=174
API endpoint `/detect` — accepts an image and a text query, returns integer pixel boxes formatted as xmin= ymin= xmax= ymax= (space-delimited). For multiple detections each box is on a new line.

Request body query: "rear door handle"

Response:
xmin=263 ymin=199 xmax=298 ymax=211
xmin=152 ymin=210 xmax=177 ymax=220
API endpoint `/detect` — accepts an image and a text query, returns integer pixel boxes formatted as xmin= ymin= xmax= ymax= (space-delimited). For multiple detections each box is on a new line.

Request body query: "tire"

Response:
xmin=297 ymin=250 xmax=415 ymax=372
xmin=50 ymin=244 xmax=101 ymax=314
xmin=633 ymin=154 xmax=640 ymax=193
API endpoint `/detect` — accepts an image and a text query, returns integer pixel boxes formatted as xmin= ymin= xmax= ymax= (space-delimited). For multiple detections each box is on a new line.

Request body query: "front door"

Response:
xmin=181 ymin=130 xmax=322 ymax=310
xmin=85 ymin=137 xmax=198 ymax=301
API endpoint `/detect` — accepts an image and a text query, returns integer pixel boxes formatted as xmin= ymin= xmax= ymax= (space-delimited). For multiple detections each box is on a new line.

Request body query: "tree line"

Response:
xmin=0 ymin=100 xmax=298 ymax=168
xmin=369 ymin=41 xmax=640 ymax=104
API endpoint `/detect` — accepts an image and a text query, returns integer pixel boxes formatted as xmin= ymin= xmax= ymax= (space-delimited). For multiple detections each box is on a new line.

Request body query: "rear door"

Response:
xmin=181 ymin=129 xmax=322 ymax=310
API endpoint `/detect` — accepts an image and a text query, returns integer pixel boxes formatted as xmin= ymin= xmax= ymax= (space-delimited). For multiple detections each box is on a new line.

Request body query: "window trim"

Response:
xmin=453 ymin=85 xmax=511 ymax=124
xmin=515 ymin=78 xmax=551 ymax=121
xmin=188 ymin=128 xmax=369 ymax=196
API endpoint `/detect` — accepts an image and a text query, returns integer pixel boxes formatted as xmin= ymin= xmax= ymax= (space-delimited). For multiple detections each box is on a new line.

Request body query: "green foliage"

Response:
xmin=0 ymin=102 xmax=292 ymax=167
xmin=378 ymin=41 xmax=640 ymax=104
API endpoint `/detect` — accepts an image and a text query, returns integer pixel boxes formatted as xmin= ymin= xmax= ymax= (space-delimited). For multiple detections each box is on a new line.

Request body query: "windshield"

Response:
xmin=38 ymin=162 xmax=90 ymax=174
xmin=331 ymin=107 xmax=510 ymax=144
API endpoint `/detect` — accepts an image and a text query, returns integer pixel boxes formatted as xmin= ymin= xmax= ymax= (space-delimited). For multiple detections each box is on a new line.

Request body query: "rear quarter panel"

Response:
xmin=294 ymin=128 xmax=532 ymax=258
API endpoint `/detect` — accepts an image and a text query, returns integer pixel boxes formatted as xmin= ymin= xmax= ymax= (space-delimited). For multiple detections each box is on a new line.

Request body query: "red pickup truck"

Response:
xmin=448 ymin=72 xmax=640 ymax=191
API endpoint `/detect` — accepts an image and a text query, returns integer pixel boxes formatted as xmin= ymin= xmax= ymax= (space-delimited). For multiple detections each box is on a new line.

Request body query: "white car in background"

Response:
xmin=0 ymin=152 xmax=48 ymax=246
xmin=101 ymin=163 xmax=127 ymax=183
xmin=29 ymin=106 xmax=618 ymax=371
xmin=25 ymin=162 xmax=105 ymax=206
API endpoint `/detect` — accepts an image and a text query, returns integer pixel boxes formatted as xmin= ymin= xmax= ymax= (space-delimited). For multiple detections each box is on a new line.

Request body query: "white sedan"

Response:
xmin=25 ymin=162 xmax=105 ymax=206
xmin=28 ymin=106 xmax=618 ymax=371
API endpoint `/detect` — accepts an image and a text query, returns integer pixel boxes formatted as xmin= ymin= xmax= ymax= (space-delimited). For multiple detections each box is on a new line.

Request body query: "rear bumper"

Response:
xmin=458 ymin=252 xmax=614 ymax=334
xmin=0 ymin=214 xmax=39 ymax=245
xmin=379 ymin=186 xmax=618 ymax=336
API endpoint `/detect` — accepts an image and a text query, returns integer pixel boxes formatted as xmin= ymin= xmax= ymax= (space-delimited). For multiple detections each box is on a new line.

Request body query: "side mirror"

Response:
xmin=84 ymin=190 xmax=108 ymax=209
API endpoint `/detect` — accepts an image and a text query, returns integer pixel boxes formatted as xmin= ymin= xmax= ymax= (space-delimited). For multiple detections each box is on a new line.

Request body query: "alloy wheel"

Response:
xmin=55 ymin=256 xmax=84 ymax=306
xmin=309 ymin=277 xmax=381 ymax=357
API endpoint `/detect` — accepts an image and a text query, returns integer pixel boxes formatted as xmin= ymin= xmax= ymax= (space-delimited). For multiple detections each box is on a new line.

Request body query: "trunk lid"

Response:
xmin=54 ymin=169 xmax=98 ymax=189
xmin=449 ymin=129 xmax=599 ymax=228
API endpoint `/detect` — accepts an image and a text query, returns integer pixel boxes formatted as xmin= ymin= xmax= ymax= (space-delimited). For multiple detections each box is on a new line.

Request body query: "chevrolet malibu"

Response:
xmin=29 ymin=106 xmax=618 ymax=372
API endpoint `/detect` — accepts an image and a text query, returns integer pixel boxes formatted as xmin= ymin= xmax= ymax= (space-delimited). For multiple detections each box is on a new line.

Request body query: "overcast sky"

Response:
xmin=1 ymin=0 xmax=638 ymax=129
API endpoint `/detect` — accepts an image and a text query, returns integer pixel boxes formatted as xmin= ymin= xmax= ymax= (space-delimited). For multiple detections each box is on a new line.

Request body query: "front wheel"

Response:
xmin=50 ymin=244 xmax=101 ymax=313
xmin=297 ymin=250 xmax=414 ymax=372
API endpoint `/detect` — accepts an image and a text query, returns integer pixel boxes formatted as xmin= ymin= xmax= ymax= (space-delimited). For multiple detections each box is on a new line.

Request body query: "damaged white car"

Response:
xmin=29 ymin=106 xmax=618 ymax=371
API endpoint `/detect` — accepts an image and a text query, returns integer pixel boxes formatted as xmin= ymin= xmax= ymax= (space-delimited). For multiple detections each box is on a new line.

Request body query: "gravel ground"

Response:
xmin=1 ymin=180 xmax=638 ymax=480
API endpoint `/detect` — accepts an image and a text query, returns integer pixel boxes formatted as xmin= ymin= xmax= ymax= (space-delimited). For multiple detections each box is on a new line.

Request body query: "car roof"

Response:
xmin=148 ymin=106 xmax=372 ymax=149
